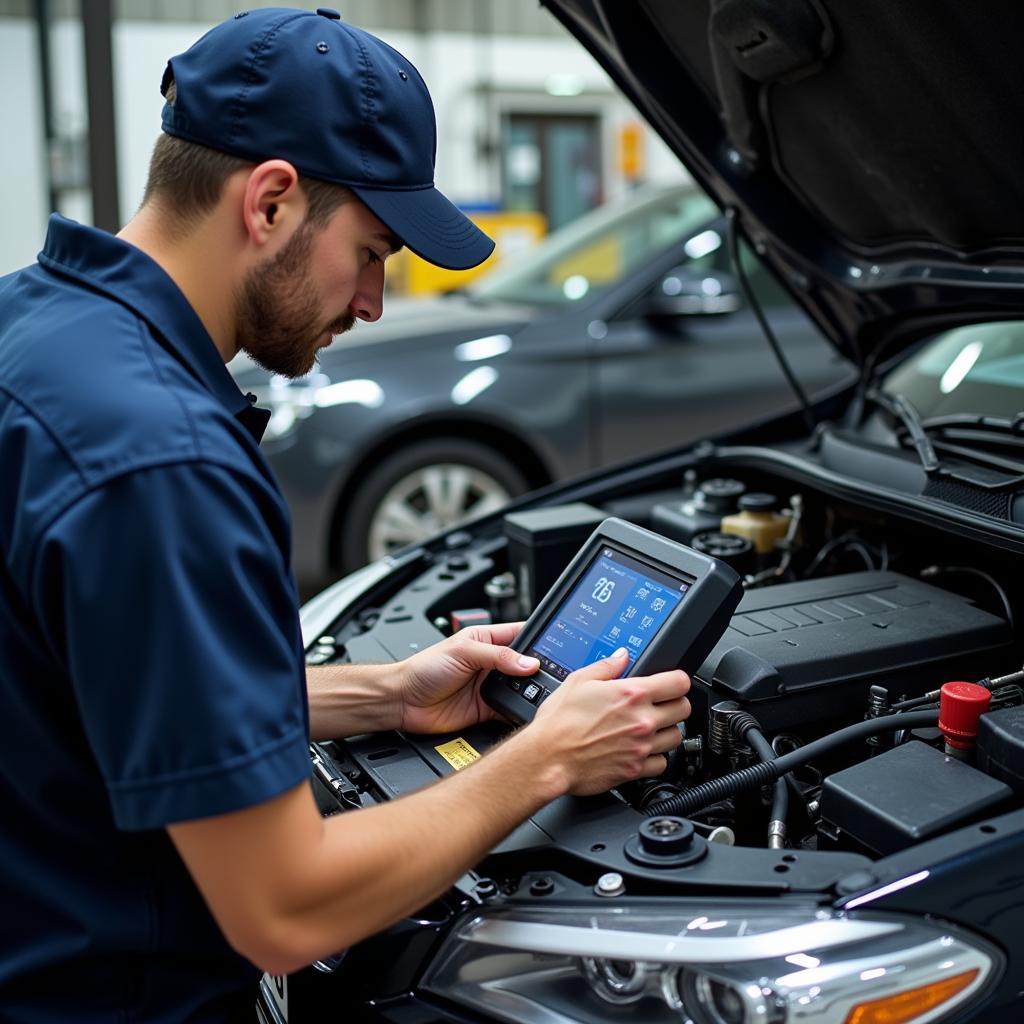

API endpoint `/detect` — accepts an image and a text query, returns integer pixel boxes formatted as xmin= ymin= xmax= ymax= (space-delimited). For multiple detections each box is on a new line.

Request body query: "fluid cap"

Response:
xmin=693 ymin=477 xmax=745 ymax=512
xmin=938 ymin=681 xmax=991 ymax=750
xmin=737 ymin=492 xmax=777 ymax=513
xmin=639 ymin=816 xmax=694 ymax=856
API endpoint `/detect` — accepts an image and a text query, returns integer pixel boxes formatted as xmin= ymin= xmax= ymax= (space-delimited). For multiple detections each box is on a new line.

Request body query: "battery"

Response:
xmin=504 ymin=503 xmax=606 ymax=616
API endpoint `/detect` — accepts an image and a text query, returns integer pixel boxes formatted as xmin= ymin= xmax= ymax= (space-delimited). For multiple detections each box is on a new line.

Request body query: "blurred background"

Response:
xmin=2 ymin=2 xmax=851 ymax=592
xmin=0 ymin=0 xmax=690 ymax=282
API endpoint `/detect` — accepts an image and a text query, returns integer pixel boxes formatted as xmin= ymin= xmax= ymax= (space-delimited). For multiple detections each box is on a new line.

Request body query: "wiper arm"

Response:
xmin=918 ymin=412 xmax=1024 ymax=437
xmin=865 ymin=388 xmax=940 ymax=473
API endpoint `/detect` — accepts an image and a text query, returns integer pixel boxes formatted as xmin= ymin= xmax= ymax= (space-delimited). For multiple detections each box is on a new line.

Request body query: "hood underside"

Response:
xmin=542 ymin=0 xmax=1024 ymax=370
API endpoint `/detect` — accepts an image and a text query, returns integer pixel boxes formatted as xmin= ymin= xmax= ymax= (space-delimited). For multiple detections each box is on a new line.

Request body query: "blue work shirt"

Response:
xmin=0 ymin=216 xmax=312 ymax=1021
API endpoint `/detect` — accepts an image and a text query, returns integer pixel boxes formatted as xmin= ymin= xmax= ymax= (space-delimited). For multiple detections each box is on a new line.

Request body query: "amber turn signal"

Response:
xmin=845 ymin=968 xmax=979 ymax=1024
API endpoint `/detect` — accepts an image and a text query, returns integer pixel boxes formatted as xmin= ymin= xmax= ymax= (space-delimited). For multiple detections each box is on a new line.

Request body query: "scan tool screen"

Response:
xmin=527 ymin=546 xmax=690 ymax=681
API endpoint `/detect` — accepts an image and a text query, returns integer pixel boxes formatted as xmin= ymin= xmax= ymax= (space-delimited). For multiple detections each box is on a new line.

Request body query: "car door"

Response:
xmin=593 ymin=233 xmax=850 ymax=466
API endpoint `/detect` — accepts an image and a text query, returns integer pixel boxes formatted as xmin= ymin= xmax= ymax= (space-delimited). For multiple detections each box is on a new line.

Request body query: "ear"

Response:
xmin=240 ymin=160 xmax=304 ymax=248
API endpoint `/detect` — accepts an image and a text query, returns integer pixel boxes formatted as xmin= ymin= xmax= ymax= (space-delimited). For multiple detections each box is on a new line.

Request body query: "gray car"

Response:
xmin=232 ymin=183 xmax=850 ymax=584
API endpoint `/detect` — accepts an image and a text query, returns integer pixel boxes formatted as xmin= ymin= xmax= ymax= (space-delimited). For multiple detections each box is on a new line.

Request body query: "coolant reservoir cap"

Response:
xmin=737 ymin=492 xmax=777 ymax=513
xmin=939 ymin=681 xmax=992 ymax=749
xmin=693 ymin=477 xmax=745 ymax=512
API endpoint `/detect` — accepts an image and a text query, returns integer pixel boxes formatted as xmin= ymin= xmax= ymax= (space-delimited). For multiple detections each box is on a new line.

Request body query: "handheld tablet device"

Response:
xmin=482 ymin=517 xmax=744 ymax=724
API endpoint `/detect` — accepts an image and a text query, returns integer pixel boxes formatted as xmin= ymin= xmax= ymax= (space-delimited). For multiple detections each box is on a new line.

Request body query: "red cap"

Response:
xmin=938 ymin=682 xmax=991 ymax=749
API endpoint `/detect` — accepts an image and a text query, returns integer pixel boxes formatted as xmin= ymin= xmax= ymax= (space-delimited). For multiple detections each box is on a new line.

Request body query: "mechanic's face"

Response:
xmin=235 ymin=198 xmax=395 ymax=379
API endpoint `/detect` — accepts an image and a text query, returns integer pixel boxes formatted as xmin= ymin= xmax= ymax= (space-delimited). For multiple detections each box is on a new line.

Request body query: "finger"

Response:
xmin=628 ymin=669 xmax=690 ymax=704
xmin=567 ymin=647 xmax=630 ymax=683
xmin=638 ymin=753 xmax=670 ymax=779
xmin=651 ymin=696 xmax=691 ymax=729
xmin=461 ymin=637 xmax=539 ymax=676
xmin=650 ymin=724 xmax=684 ymax=756
xmin=463 ymin=621 xmax=526 ymax=648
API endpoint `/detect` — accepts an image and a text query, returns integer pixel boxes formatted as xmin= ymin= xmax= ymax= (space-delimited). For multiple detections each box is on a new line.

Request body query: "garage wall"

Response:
xmin=0 ymin=11 xmax=688 ymax=276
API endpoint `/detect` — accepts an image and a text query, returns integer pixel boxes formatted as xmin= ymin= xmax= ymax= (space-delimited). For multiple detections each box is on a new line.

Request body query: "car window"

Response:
xmin=468 ymin=186 xmax=718 ymax=308
xmin=882 ymin=321 xmax=1024 ymax=418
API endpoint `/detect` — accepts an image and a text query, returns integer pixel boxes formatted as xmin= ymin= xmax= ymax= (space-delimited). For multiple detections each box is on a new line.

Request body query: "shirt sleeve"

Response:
xmin=31 ymin=460 xmax=311 ymax=830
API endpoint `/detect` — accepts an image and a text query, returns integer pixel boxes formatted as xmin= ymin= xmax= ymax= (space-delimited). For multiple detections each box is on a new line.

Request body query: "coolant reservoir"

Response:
xmin=719 ymin=493 xmax=789 ymax=554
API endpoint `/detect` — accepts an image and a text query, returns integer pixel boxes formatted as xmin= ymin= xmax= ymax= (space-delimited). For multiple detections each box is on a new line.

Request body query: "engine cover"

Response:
xmin=692 ymin=571 xmax=1015 ymax=730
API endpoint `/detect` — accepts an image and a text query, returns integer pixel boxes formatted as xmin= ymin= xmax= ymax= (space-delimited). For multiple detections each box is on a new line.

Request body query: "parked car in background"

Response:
xmin=232 ymin=182 xmax=850 ymax=585
xmin=258 ymin=1 xmax=1024 ymax=1022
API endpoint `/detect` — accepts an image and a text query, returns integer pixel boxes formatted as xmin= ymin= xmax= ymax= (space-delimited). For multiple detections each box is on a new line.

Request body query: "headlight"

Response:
xmin=421 ymin=904 xmax=999 ymax=1024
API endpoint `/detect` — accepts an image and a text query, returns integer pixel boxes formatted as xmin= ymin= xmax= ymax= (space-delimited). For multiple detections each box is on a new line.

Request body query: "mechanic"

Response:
xmin=0 ymin=8 xmax=690 ymax=1022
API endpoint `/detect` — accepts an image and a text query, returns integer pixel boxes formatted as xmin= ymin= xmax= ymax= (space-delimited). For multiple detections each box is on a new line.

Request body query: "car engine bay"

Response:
xmin=303 ymin=452 xmax=1024 ymax=892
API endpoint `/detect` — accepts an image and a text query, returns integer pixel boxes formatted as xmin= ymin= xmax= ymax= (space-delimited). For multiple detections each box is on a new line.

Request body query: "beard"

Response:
xmin=235 ymin=221 xmax=356 ymax=379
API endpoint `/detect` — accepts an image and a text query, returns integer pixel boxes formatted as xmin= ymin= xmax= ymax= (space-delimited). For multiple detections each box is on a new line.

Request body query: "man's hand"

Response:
xmin=524 ymin=648 xmax=690 ymax=796
xmin=175 ymin=644 xmax=691 ymax=975
xmin=396 ymin=621 xmax=539 ymax=734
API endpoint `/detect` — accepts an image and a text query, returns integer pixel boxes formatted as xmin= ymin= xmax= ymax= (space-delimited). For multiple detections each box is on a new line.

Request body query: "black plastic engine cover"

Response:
xmin=692 ymin=571 xmax=1015 ymax=731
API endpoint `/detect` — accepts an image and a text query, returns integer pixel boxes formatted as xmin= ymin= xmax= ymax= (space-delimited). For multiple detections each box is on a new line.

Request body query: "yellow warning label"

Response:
xmin=434 ymin=737 xmax=482 ymax=772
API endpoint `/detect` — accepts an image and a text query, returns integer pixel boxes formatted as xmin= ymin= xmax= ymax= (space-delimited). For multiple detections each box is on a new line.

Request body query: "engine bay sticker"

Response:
xmin=435 ymin=738 xmax=481 ymax=771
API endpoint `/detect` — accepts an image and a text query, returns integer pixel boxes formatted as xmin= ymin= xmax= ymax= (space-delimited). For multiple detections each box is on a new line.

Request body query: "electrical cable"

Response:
xmin=736 ymin=719 xmax=789 ymax=848
xmin=920 ymin=565 xmax=1015 ymax=630
xmin=891 ymin=666 xmax=1024 ymax=712
xmin=844 ymin=541 xmax=876 ymax=571
xmin=645 ymin=709 xmax=938 ymax=818
xmin=725 ymin=207 xmax=816 ymax=434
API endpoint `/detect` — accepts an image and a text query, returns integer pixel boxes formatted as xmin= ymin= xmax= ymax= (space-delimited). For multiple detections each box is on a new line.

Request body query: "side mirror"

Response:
xmin=644 ymin=268 xmax=742 ymax=317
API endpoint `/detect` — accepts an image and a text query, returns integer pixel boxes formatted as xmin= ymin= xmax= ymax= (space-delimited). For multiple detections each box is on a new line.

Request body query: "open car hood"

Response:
xmin=542 ymin=0 xmax=1024 ymax=372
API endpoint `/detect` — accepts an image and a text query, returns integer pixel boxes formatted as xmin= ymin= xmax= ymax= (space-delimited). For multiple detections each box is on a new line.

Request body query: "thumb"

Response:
xmin=462 ymin=638 xmax=540 ymax=676
xmin=570 ymin=647 xmax=630 ymax=683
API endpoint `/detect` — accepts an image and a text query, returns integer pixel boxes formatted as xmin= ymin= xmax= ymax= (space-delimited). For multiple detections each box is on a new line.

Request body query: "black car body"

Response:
xmin=259 ymin=1 xmax=1024 ymax=1021
xmin=232 ymin=183 xmax=847 ymax=584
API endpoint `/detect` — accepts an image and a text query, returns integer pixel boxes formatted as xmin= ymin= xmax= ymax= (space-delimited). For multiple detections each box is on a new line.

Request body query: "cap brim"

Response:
xmin=352 ymin=184 xmax=495 ymax=271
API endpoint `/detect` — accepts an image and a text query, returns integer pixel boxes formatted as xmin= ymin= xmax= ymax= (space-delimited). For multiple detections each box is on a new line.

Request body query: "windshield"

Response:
xmin=468 ymin=184 xmax=719 ymax=308
xmin=882 ymin=321 xmax=1024 ymax=419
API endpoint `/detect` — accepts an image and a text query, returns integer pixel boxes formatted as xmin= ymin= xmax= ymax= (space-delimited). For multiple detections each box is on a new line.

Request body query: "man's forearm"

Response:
xmin=273 ymin=725 xmax=564 ymax=969
xmin=306 ymin=662 xmax=403 ymax=740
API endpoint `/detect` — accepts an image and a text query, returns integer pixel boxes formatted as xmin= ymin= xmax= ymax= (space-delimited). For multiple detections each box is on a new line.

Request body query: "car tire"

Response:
xmin=339 ymin=438 xmax=531 ymax=571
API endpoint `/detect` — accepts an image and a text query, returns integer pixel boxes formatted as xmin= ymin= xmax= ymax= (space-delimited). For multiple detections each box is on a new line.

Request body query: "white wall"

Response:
xmin=1 ymin=20 xmax=50 ymax=274
xmin=0 ymin=16 xmax=690 ymax=276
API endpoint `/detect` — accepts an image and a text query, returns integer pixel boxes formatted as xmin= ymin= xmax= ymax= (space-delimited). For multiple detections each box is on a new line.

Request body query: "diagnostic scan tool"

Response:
xmin=482 ymin=518 xmax=743 ymax=724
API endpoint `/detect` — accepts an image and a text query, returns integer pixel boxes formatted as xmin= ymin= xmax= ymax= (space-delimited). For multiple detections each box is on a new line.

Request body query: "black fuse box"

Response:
xmin=504 ymin=503 xmax=606 ymax=616
xmin=818 ymin=740 xmax=1012 ymax=856
xmin=978 ymin=707 xmax=1024 ymax=795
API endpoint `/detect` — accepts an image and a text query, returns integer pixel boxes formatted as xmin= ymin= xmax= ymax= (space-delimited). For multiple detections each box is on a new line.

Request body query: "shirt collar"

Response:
xmin=37 ymin=214 xmax=269 ymax=443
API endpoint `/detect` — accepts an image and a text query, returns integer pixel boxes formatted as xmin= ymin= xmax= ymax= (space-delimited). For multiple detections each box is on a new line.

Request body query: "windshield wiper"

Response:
xmin=864 ymin=388 xmax=940 ymax=473
xmin=918 ymin=412 xmax=1024 ymax=438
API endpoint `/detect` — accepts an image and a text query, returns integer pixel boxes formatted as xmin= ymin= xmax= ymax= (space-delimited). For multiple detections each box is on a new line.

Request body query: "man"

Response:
xmin=0 ymin=8 xmax=690 ymax=1021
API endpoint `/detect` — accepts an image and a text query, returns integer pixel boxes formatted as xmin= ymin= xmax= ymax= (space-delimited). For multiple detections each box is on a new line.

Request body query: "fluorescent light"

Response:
xmin=562 ymin=274 xmax=589 ymax=300
xmin=451 ymin=367 xmax=498 ymax=406
xmin=940 ymin=340 xmax=984 ymax=394
xmin=843 ymin=870 xmax=930 ymax=910
xmin=684 ymin=229 xmax=721 ymax=259
xmin=454 ymin=334 xmax=512 ymax=362
xmin=313 ymin=379 xmax=385 ymax=409
xmin=544 ymin=73 xmax=585 ymax=96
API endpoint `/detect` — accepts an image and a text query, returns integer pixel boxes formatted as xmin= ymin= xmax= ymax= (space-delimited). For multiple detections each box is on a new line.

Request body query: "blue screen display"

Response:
xmin=528 ymin=546 xmax=690 ymax=681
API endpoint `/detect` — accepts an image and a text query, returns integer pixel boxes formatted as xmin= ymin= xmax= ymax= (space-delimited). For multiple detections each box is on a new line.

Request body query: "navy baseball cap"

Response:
xmin=160 ymin=7 xmax=494 ymax=271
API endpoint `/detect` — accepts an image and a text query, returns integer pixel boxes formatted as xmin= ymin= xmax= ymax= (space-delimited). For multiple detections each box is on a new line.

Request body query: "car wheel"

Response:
xmin=340 ymin=438 xmax=531 ymax=571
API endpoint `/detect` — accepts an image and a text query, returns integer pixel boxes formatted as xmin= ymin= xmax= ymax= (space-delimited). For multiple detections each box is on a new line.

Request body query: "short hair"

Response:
xmin=142 ymin=79 xmax=352 ymax=231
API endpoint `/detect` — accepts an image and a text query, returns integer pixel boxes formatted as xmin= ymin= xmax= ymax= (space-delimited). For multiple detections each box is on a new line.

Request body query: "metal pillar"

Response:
xmin=82 ymin=0 xmax=120 ymax=230
xmin=33 ymin=0 xmax=58 ymax=213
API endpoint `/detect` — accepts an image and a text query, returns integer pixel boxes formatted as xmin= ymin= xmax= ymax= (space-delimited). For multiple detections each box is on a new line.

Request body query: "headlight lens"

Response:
xmin=421 ymin=904 xmax=998 ymax=1024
